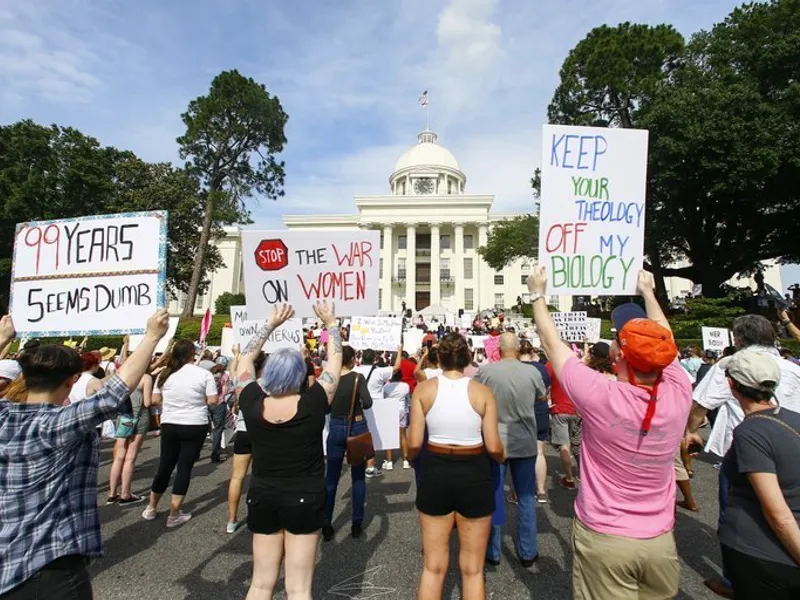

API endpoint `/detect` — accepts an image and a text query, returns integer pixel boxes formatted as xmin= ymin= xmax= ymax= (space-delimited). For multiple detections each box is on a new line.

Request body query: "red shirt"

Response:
xmin=548 ymin=362 xmax=576 ymax=415
xmin=400 ymin=358 xmax=418 ymax=393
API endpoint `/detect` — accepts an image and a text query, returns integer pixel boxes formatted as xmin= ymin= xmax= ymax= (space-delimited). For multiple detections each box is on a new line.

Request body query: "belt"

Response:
xmin=427 ymin=442 xmax=485 ymax=456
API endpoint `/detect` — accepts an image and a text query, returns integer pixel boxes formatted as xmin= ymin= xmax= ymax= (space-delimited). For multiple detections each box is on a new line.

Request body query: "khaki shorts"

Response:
xmin=572 ymin=518 xmax=679 ymax=600
xmin=551 ymin=413 xmax=582 ymax=448
xmin=674 ymin=452 xmax=689 ymax=482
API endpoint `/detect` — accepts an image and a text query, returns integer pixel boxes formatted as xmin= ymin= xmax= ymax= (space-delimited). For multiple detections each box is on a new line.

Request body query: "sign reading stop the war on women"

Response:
xmin=10 ymin=211 xmax=168 ymax=336
xmin=241 ymin=230 xmax=381 ymax=319
xmin=538 ymin=125 xmax=649 ymax=295
xmin=229 ymin=305 xmax=304 ymax=353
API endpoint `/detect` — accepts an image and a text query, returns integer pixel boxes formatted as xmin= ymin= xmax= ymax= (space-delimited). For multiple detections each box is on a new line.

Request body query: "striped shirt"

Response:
xmin=0 ymin=375 xmax=130 ymax=594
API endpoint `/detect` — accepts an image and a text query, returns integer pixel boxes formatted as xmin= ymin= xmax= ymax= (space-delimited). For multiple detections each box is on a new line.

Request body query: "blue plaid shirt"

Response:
xmin=0 ymin=376 xmax=130 ymax=594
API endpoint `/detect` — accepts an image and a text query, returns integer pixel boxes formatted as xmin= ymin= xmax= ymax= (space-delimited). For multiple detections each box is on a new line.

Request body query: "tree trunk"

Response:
xmin=648 ymin=251 xmax=669 ymax=306
xmin=181 ymin=191 xmax=216 ymax=318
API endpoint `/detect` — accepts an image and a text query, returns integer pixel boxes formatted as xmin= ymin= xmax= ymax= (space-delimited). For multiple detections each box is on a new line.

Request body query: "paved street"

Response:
xmin=91 ymin=436 xmax=724 ymax=599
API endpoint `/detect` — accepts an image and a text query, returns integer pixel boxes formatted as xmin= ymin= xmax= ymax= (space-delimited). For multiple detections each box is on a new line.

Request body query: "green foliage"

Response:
xmin=214 ymin=292 xmax=246 ymax=315
xmin=478 ymin=215 xmax=539 ymax=271
xmin=174 ymin=314 xmax=230 ymax=346
xmin=177 ymin=70 xmax=288 ymax=317
xmin=548 ymin=23 xmax=684 ymax=128
xmin=668 ymin=297 xmax=747 ymax=340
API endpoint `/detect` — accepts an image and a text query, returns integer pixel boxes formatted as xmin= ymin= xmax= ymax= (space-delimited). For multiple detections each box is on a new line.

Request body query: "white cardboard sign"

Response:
xmin=128 ymin=317 xmax=180 ymax=354
xmin=551 ymin=311 xmax=588 ymax=342
xmin=229 ymin=305 xmax=303 ymax=353
xmin=349 ymin=316 xmax=402 ymax=351
xmin=241 ymin=230 xmax=381 ymax=319
xmin=539 ymin=125 xmax=649 ymax=294
xmin=11 ymin=211 xmax=167 ymax=336
xmin=404 ymin=329 xmax=424 ymax=354
xmin=585 ymin=318 xmax=602 ymax=344
xmin=702 ymin=327 xmax=731 ymax=353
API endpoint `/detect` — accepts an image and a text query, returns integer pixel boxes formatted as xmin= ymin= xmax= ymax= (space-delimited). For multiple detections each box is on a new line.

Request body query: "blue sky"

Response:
xmin=1 ymin=0 xmax=798 ymax=289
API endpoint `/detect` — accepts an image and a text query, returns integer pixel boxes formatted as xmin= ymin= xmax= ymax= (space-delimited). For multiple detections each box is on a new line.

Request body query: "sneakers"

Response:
xmin=351 ymin=521 xmax=363 ymax=539
xmin=382 ymin=460 xmax=393 ymax=471
xmin=166 ymin=511 xmax=192 ymax=528
xmin=560 ymin=476 xmax=577 ymax=490
xmin=226 ymin=521 xmax=239 ymax=534
xmin=403 ymin=460 xmax=411 ymax=470
xmin=365 ymin=467 xmax=382 ymax=479
xmin=118 ymin=494 xmax=144 ymax=506
xmin=141 ymin=506 xmax=157 ymax=521
xmin=106 ymin=495 xmax=120 ymax=505
xmin=537 ymin=494 xmax=549 ymax=504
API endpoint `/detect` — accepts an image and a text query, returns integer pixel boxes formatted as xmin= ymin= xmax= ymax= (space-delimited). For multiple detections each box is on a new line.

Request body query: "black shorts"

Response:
xmin=535 ymin=401 xmax=550 ymax=442
xmin=247 ymin=483 xmax=326 ymax=535
xmin=234 ymin=430 xmax=251 ymax=455
xmin=416 ymin=452 xmax=494 ymax=518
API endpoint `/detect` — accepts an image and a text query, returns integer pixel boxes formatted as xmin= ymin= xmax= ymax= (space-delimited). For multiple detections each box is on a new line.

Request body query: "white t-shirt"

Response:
xmin=154 ymin=364 xmax=218 ymax=426
xmin=354 ymin=365 xmax=393 ymax=401
xmin=694 ymin=346 xmax=800 ymax=457
xmin=68 ymin=372 xmax=96 ymax=404
xmin=100 ymin=360 xmax=117 ymax=376
xmin=424 ymin=368 xmax=443 ymax=380
xmin=383 ymin=381 xmax=411 ymax=408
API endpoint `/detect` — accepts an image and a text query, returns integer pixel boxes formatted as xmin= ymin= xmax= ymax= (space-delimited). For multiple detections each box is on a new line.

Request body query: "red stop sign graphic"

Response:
xmin=255 ymin=239 xmax=289 ymax=271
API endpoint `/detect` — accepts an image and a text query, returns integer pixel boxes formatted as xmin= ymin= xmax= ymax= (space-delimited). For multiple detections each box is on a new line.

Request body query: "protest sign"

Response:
xmin=470 ymin=335 xmax=487 ymax=349
xmin=220 ymin=327 xmax=234 ymax=357
xmin=538 ymin=125 xmax=649 ymax=295
xmin=404 ymin=328 xmax=424 ymax=354
xmin=585 ymin=318 xmax=602 ymax=344
xmin=702 ymin=327 xmax=731 ymax=353
xmin=229 ymin=305 xmax=303 ymax=353
xmin=10 ymin=211 xmax=167 ymax=336
xmin=241 ymin=230 xmax=381 ymax=319
xmin=128 ymin=317 xmax=179 ymax=354
xmin=349 ymin=316 xmax=402 ymax=351
xmin=551 ymin=311 xmax=588 ymax=342
xmin=484 ymin=336 xmax=501 ymax=362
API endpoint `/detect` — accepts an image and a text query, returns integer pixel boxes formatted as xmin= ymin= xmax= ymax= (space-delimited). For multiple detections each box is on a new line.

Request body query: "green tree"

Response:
xmin=177 ymin=69 xmax=289 ymax=318
xmin=547 ymin=22 xmax=685 ymax=301
xmin=214 ymin=291 xmax=245 ymax=316
xmin=640 ymin=0 xmax=800 ymax=294
xmin=478 ymin=215 xmax=539 ymax=271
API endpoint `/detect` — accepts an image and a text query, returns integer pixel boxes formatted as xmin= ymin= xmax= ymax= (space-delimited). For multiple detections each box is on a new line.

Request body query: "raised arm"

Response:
xmin=119 ymin=335 xmax=130 ymax=366
xmin=638 ymin=270 xmax=671 ymax=333
xmin=528 ymin=267 xmax=573 ymax=378
xmin=141 ymin=374 xmax=153 ymax=408
xmin=313 ymin=301 xmax=342 ymax=404
xmin=0 ymin=315 xmax=16 ymax=358
xmin=117 ymin=310 xmax=170 ymax=392
xmin=392 ymin=346 xmax=403 ymax=373
xmin=237 ymin=304 xmax=295 ymax=383
xmin=780 ymin=310 xmax=800 ymax=342
xmin=414 ymin=348 xmax=429 ymax=382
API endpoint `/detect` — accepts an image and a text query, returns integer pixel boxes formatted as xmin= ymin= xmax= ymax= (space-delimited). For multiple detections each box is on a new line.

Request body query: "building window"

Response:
xmin=465 ymin=289 xmax=474 ymax=311
xmin=401 ymin=181 xmax=406 ymax=195
xmin=379 ymin=289 xmax=382 ymax=307
xmin=521 ymin=260 xmax=532 ymax=274
xmin=441 ymin=258 xmax=450 ymax=280
xmin=464 ymin=234 xmax=474 ymax=249
xmin=494 ymin=274 xmax=504 ymax=285
xmin=447 ymin=180 xmax=453 ymax=194
xmin=495 ymin=294 xmax=505 ymax=308
xmin=380 ymin=258 xmax=383 ymax=274
xmin=521 ymin=275 xmax=528 ymax=285
xmin=195 ymin=292 xmax=205 ymax=310
xmin=398 ymin=235 xmax=407 ymax=250
xmin=464 ymin=258 xmax=473 ymax=279
xmin=440 ymin=234 xmax=451 ymax=250
xmin=397 ymin=258 xmax=406 ymax=279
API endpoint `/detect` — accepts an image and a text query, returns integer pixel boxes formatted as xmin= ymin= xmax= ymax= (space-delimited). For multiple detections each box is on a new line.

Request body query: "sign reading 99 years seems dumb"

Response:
xmin=538 ymin=125 xmax=649 ymax=295
xmin=11 ymin=211 xmax=167 ymax=336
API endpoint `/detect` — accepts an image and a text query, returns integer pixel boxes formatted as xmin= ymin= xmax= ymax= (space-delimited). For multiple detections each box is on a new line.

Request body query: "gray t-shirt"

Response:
xmin=476 ymin=360 xmax=546 ymax=458
xmin=719 ymin=408 xmax=800 ymax=566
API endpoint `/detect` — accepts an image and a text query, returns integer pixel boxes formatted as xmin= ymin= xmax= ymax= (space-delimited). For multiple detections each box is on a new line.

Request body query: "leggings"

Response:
xmin=151 ymin=423 xmax=207 ymax=496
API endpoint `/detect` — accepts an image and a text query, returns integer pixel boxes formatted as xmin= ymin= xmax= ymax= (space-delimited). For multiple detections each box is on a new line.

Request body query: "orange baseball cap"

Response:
xmin=618 ymin=319 xmax=677 ymax=373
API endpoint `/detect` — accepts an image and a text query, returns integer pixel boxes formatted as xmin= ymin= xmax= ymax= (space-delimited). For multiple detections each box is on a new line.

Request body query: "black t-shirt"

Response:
xmin=239 ymin=380 xmax=328 ymax=493
xmin=695 ymin=363 xmax=712 ymax=387
xmin=719 ymin=408 xmax=800 ymax=566
xmin=330 ymin=372 xmax=373 ymax=419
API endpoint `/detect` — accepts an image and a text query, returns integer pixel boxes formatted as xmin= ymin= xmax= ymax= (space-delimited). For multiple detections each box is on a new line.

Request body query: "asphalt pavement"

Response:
xmin=90 ymin=436 xmax=724 ymax=599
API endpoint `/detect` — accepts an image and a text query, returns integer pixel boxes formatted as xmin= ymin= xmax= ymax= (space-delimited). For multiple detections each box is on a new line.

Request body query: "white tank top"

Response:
xmin=68 ymin=372 xmax=95 ymax=404
xmin=426 ymin=375 xmax=483 ymax=446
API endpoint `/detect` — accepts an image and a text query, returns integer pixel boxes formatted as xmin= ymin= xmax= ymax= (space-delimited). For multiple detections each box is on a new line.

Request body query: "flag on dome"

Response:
xmin=419 ymin=89 xmax=429 ymax=106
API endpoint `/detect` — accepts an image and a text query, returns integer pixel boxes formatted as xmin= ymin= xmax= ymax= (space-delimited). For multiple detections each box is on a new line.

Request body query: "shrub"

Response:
xmin=214 ymin=292 xmax=246 ymax=315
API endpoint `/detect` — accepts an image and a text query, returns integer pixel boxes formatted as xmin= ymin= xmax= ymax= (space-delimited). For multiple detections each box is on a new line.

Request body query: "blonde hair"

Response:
xmin=4 ymin=376 xmax=29 ymax=402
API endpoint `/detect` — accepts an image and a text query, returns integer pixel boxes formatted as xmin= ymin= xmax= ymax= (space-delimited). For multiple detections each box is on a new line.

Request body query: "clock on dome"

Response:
xmin=414 ymin=177 xmax=435 ymax=195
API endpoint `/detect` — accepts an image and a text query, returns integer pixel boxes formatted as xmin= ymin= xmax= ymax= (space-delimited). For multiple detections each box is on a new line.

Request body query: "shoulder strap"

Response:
xmin=347 ymin=374 xmax=360 ymax=435
xmin=366 ymin=364 xmax=377 ymax=383
xmin=749 ymin=413 xmax=800 ymax=441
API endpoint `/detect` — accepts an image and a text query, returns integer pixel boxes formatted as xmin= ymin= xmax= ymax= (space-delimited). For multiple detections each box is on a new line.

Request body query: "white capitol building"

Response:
xmin=169 ymin=129 xmax=783 ymax=317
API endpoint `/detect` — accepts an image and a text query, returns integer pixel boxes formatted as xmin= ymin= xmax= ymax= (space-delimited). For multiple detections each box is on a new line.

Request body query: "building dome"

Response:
xmin=394 ymin=131 xmax=460 ymax=171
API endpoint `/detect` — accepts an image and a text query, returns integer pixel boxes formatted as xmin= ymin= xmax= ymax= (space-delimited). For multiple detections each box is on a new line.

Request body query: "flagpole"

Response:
xmin=426 ymin=90 xmax=430 ymax=131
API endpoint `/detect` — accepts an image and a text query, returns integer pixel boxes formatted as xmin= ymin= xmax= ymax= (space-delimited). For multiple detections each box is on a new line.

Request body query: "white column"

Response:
xmin=454 ymin=223 xmax=465 ymax=310
xmin=406 ymin=224 xmax=416 ymax=310
xmin=431 ymin=223 xmax=441 ymax=307
xmin=406 ymin=174 xmax=412 ymax=195
xmin=478 ymin=223 xmax=489 ymax=310
xmin=382 ymin=225 xmax=393 ymax=312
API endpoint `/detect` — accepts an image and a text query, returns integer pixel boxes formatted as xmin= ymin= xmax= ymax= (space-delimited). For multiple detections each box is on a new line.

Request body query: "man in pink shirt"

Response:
xmin=529 ymin=267 xmax=691 ymax=600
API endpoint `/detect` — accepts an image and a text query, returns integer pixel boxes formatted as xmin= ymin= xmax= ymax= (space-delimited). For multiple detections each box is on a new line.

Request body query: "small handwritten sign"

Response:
xmin=241 ymin=230 xmax=380 ymax=319
xmin=10 ymin=211 xmax=167 ymax=336
xmin=229 ymin=305 xmax=303 ymax=353
xmin=551 ymin=311 xmax=588 ymax=342
xmin=349 ymin=316 xmax=402 ymax=351
xmin=538 ymin=125 xmax=649 ymax=294
xmin=702 ymin=327 xmax=731 ymax=353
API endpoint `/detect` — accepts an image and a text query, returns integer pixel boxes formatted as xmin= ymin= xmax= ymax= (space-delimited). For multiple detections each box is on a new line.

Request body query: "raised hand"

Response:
xmin=0 ymin=314 xmax=16 ymax=342
xmin=146 ymin=309 xmax=170 ymax=340
xmin=527 ymin=266 xmax=547 ymax=295
xmin=636 ymin=270 xmax=656 ymax=297
xmin=267 ymin=304 xmax=295 ymax=329
xmin=312 ymin=300 xmax=337 ymax=327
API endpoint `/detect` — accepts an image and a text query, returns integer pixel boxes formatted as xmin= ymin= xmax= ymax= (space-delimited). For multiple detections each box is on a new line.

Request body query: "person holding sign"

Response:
xmin=0 ymin=310 xmax=170 ymax=600
xmin=236 ymin=301 xmax=343 ymax=600
xmin=530 ymin=267 xmax=691 ymax=600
